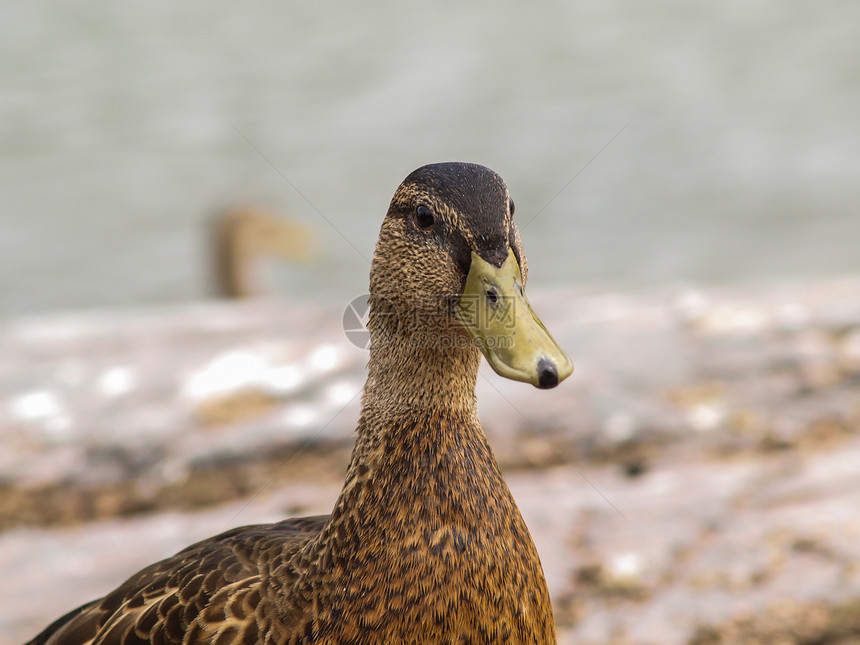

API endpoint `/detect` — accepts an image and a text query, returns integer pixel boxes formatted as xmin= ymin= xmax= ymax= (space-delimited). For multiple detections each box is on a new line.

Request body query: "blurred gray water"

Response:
xmin=1 ymin=0 xmax=858 ymax=317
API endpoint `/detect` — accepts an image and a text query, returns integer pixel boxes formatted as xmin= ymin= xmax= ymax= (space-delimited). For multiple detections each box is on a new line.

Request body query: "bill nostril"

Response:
xmin=537 ymin=357 xmax=558 ymax=389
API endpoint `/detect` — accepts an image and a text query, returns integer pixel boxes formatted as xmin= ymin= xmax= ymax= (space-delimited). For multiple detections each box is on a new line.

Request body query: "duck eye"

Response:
xmin=486 ymin=287 xmax=499 ymax=304
xmin=415 ymin=205 xmax=435 ymax=229
xmin=509 ymin=198 xmax=515 ymax=216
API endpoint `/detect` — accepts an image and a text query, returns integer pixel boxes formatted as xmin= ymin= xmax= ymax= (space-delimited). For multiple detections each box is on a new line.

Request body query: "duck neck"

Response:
xmin=362 ymin=302 xmax=482 ymax=417
xmin=326 ymin=295 xmax=510 ymax=535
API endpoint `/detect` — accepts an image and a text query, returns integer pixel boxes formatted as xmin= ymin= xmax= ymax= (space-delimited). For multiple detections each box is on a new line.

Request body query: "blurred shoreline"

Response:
xmin=3 ymin=277 xmax=860 ymax=491
xmin=3 ymin=277 xmax=860 ymax=643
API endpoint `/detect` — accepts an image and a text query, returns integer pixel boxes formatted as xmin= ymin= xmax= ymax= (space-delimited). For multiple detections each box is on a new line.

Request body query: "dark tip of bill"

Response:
xmin=537 ymin=357 xmax=559 ymax=389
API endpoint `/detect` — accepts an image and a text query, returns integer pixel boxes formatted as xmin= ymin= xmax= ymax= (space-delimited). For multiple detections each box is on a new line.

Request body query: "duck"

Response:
xmin=28 ymin=162 xmax=574 ymax=645
xmin=212 ymin=205 xmax=314 ymax=299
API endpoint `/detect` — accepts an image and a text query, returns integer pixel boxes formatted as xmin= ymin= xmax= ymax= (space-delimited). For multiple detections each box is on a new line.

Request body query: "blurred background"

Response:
xmin=2 ymin=0 xmax=858 ymax=317
xmin=2 ymin=2 xmax=860 ymax=644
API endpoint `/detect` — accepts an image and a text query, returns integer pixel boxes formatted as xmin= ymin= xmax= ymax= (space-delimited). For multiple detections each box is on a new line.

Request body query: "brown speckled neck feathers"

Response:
xmin=278 ymin=407 xmax=555 ymax=643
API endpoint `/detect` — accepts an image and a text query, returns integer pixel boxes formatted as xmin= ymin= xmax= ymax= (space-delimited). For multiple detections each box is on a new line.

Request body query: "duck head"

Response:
xmin=369 ymin=163 xmax=573 ymax=390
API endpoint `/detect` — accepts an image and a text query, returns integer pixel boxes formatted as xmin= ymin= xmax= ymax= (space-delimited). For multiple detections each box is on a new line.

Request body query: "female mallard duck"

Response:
xmin=28 ymin=163 xmax=573 ymax=645
xmin=212 ymin=205 xmax=313 ymax=299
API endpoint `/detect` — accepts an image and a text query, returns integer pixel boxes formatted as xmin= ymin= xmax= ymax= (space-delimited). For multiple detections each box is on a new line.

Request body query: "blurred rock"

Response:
xmin=2 ymin=278 xmax=860 ymax=643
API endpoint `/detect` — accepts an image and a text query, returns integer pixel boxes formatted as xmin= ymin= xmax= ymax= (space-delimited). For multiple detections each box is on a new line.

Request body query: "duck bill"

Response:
xmin=455 ymin=249 xmax=573 ymax=389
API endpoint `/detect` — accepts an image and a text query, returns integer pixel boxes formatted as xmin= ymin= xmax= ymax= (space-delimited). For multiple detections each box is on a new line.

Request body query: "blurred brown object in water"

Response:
xmin=212 ymin=205 xmax=314 ymax=298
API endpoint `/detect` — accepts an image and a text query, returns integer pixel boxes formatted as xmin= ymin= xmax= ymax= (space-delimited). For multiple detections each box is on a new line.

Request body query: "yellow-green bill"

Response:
xmin=456 ymin=249 xmax=573 ymax=389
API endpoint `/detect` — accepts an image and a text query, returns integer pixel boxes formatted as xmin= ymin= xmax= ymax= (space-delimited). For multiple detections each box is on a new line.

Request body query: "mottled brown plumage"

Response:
xmin=28 ymin=163 xmax=561 ymax=645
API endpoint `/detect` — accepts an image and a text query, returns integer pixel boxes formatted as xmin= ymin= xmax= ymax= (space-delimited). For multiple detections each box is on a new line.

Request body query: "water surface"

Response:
xmin=1 ymin=1 xmax=858 ymax=316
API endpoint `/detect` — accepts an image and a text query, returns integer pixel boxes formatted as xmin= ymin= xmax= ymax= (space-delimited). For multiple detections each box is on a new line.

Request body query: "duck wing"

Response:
xmin=27 ymin=515 xmax=329 ymax=645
